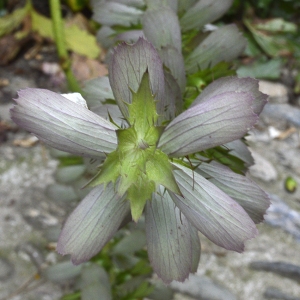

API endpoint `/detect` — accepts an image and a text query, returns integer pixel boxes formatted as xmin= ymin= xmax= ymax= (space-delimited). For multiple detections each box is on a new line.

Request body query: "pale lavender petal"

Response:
xmin=159 ymin=46 xmax=186 ymax=94
xmin=57 ymin=184 xmax=130 ymax=264
xmin=185 ymin=24 xmax=246 ymax=74
xmin=190 ymin=224 xmax=201 ymax=272
xmin=91 ymin=104 xmax=125 ymax=127
xmin=11 ymin=89 xmax=118 ymax=158
xmin=197 ymin=161 xmax=270 ymax=223
xmin=170 ymin=164 xmax=258 ymax=252
xmin=146 ymin=0 xmax=178 ymax=12
xmin=192 ymin=76 xmax=268 ymax=115
xmin=83 ymin=76 xmax=114 ymax=107
xmin=109 ymin=38 xmax=165 ymax=119
xmin=142 ymin=7 xmax=181 ymax=52
xmin=145 ymin=187 xmax=196 ymax=283
xmin=93 ymin=2 xmax=143 ymax=27
xmin=158 ymin=92 xmax=258 ymax=157
xmin=180 ymin=0 xmax=233 ymax=31
xmin=224 ymin=139 xmax=254 ymax=167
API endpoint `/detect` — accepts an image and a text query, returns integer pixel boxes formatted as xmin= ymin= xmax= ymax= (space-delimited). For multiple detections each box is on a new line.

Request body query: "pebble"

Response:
xmin=264 ymin=193 xmax=300 ymax=241
xmin=259 ymin=80 xmax=289 ymax=104
xmin=249 ymin=261 xmax=300 ymax=283
xmin=0 ymin=257 xmax=14 ymax=281
xmin=170 ymin=274 xmax=237 ymax=300
xmin=264 ymin=287 xmax=300 ymax=300
xmin=249 ymin=150 xmax=278 ymax=182
xmin=261 ymin=103 xmax=300 ymax=128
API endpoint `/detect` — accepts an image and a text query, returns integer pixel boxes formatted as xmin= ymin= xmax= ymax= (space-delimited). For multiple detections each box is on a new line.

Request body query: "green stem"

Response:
xmin=50 ymin=0 xmax=81 ymax=92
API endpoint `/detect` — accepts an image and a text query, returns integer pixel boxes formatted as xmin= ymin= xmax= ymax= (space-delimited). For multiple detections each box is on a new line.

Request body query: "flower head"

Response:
xmin=11 ymin=38 xmax=269 ymax=284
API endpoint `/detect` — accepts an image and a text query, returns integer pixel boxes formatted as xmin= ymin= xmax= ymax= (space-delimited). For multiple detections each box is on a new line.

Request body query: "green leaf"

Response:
xmin=0 ymin=4 xmax=29 ymax=37
xmin=31 ymin=10 xmax=100 ymax=58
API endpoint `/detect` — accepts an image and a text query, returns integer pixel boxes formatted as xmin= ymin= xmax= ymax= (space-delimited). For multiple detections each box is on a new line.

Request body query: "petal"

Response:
xmin=192 ymin=76 xmax=268 ymax=115
xmin=185 ymin=24 xmax=247 ymax=74
xmin=145 ymin=187 xmax=198 ymax=283
xmin=11 ymin=89 xmax=118 ymax=158
xmin=83 ymin=76 xmax=114 ymax=107
xmin=109 ymin=38 xmax=165 ymax=120
xmin=170 ymin=164 xmax=258 ymax=252
xmin=190 ymin=224 xmax=201 ymax=273
xmin=146 ymin=0 xmax=178 ymax=12
xmin=142 ymin=7 xmax=181 ymax=52
xmin=223 ymin=139 xmax=254 ymax=167
xmin=180 ymin=0 xmax=233 ymax=31
xmin=92 ymin=2 xmax=143 ymax=27
xmin=158 ymin=91 xmax=258 ymax=157
xmin=57 ymin=184 xmax=130 ymax=264
xmin=197 ymin=161 xmax=270 ymax=223
xmin=159 ymin=46 xmax=186 ymax=94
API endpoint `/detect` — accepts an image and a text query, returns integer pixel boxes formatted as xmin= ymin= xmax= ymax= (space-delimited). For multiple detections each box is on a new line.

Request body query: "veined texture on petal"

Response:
xmin=197 ymin=161 xmax=270 ymax=223
xmin=180 ymin=0 xmax=233 ymax=31
xmin=11 ymin=89 xmax=118 ymax=158
xmin=158 ymin=91 xmax=258 ymax=157
xmin=57 ymin=183 xmax=130 ymax=264
xmin=170 ymin=164 xmax=258 ymax=252
xmin=142 ymin=7 xmax=182 ymax=52
xmin=192 ymin=76 xmax=268 ymax=115
xmin=145 ymin=187 xmax=199 ymax=283
xmin=109 ymin=38 xmax=165 ymax=120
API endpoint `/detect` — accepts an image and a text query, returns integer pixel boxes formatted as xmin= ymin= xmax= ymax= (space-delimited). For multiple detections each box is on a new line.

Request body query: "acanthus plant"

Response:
xmin=11 ymin=37 xmax=270 ymax=284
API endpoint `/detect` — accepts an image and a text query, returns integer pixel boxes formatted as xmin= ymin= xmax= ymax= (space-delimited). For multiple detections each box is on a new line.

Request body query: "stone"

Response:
xmin=0 ymin=258 xmax=14 ymax=281
xmin=250 ymin=261 xmax=300 ymax=283
xmin=259 ymin=81 xmax=289 ymax=104
xmin=170 ymin=275 xmax=237 ymax=300
xmin=261 ymin=103 xmax=300 ymax=128
xmin=264 ymin=287 xmax=300 ymax=300
xmin=249 ymin=150 xmax=278 ymax=182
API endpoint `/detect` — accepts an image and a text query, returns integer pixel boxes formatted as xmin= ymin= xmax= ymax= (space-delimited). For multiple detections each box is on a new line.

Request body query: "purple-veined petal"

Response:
xmin=180 ymin=0 xmax=233 ymax=31
xmin=157 ymin=72 xmax=183 ymax=122
xmin=142 ymin=7 xmax=181 ymax=52
xmin=192 ymin=76 xmax=268 ymax=115
xmin=109 ymin=38 xmax=165 ymax=120
xmin=223 ymin=139 xmax=254 ymax=167
xmin=91 ymin=104 xmax=125 ymax=127
xmin=185 ymin=24 xmax=246 ymax=74
xmin=196 ymin=161 xmax=270 ymax=223
xmin=190 ymin=224 xmax=201 ymax=272
xmin=93 ymin=2 xmax=143 ymax=27
xmin=146 ymin=0 xmax=178 ymax=12
xmin=158 ymin=91 xmax=258 ymax=157
xmin=83 ymin=76 xmax=114 ymax=108
xmin=159 ymin=45 xmax=186 ymax=94
xmin=170 ymin=164 xmax=258 ymax=252
xmin=115 ymin=30 xmax=145 ymax=44
xmin=11 ymin=89 xmax=118 ymax=158
xmin=57 ymin=184 xmax=130 ymax=264
xmin=145 ymin=186 xmax=197 ymax=283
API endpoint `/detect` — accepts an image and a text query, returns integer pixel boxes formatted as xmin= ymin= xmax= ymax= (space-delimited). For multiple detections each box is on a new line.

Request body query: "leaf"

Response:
xmin=0 ymin=4 xmax=29 ymax=37
xmin=31 ymin=10 xmax=100 ymax=58
xmin=170 ymin=163 xmax=258 ymax=252
xmin=57 ymin=184 xmax=130 ymax=264
xmin=255 ymin=18 xmax=297 ymax=33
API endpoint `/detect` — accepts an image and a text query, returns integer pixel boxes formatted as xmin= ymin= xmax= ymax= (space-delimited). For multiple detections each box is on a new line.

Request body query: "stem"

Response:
xmin=50 ymin=0 xmax=81 ymax=92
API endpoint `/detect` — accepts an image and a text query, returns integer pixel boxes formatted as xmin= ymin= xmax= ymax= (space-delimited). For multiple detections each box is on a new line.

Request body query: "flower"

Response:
xmin=11 ymin=38 xmax=269 ymax=284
